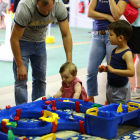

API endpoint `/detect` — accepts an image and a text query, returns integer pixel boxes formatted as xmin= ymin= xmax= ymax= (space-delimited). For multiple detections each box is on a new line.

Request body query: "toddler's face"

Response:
xmin=60 ymin=70 xmax=75 ymax=84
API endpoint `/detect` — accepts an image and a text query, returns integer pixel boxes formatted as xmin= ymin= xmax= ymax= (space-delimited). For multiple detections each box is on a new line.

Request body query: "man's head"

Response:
xmin=36 ymin=0 xmax=55 ymax=6
xmin=36 ymin=0 xmax=55 ymax=16
xmin=108 ymin=20 xmax=132 ymax=41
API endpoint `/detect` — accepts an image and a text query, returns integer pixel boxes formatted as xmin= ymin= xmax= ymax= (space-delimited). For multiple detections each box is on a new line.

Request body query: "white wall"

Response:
xmin=69 ymin=0 xmax=93 ymax=29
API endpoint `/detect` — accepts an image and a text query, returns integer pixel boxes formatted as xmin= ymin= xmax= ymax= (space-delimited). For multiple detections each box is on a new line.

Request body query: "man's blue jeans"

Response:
xmin=13 ymin=40 xmax=47 ymax=105
xmin=86 ymin=31 xmax=117 ymax=97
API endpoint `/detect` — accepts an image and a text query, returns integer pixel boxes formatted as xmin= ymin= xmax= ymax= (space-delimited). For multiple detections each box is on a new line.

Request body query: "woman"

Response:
xmin=86 ymin=0 xmax=129 ymax=102
xmin=128 ymin=0 xmax=140 ymax=98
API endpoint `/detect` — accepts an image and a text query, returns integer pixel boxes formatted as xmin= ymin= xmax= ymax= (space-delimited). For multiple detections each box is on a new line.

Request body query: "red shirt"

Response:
xmin=61 ymin=77 xmax=87 ymax=100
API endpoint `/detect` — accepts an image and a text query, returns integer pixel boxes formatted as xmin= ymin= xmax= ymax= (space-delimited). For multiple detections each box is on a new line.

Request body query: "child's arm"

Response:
xmin=73 ymin=82 xmax=82 ymax=99
xmin=53 ymin=87 xmax=63 ymax=98
xmin=98 ymin=49 xmax=114 ymax=72
xmin=107 ymin=51 xmax=135 ymax=77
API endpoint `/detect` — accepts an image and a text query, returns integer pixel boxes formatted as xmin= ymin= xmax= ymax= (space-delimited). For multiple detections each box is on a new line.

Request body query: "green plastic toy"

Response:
xmin=8 ymin=129 xmax=15 ymax=140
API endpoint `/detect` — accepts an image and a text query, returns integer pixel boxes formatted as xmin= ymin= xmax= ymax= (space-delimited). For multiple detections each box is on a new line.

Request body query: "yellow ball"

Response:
xmin=45 ymin=36 xmax=54 ymax=44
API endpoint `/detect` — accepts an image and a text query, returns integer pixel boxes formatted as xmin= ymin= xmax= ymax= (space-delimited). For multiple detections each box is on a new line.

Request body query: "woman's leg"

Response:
xmin=86 ymin=32 xmax=106 ymax=102
xmin=0 ymin=16 xmax=2 ymax=28
xmin=1 ymin=15 xmax=5 ymax=28
xmin=135 ymin=54 xmax=140 ymax=87
xmin=131 ymin=54 xmax=140 ymax=98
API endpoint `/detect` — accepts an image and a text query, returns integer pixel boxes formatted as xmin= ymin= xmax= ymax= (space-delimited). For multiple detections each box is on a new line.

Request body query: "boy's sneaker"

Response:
xmin=131 ymin=88 xmax=140 ymax=98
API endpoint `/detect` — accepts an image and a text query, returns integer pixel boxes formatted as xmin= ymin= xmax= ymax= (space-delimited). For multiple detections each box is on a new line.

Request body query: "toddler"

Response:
xmin=53 ymin=62 xmax=87 ymax=100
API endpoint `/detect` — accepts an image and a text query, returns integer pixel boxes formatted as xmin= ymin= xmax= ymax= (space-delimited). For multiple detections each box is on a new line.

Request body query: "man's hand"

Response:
xmin=17 ymin=65 xmax=27 ymax=81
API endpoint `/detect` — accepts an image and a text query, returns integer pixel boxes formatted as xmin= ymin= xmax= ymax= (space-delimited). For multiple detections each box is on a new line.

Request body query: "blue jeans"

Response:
xmin=86 ymin=31 xmax=117 ymax=96
xmin=13 ymin=40 xmax=47 ymax=105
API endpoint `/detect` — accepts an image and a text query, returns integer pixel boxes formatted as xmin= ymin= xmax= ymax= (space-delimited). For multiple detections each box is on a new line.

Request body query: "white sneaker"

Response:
xmin=131 ymin=88 xmax=140 ymax=98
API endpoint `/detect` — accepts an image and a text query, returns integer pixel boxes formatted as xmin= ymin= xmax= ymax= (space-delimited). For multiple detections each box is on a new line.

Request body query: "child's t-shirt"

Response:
xmin=61 ymin=77 xmax=87 ymax=100
xmin=107 ymin=48 xmax=132 ymax=87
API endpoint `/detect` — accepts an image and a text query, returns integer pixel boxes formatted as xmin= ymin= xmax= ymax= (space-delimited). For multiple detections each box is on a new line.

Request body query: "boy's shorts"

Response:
xmin=106 ymin=82 xmax=131 ymax=105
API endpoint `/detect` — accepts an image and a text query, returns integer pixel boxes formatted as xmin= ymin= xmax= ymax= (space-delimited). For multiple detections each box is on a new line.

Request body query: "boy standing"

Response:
xmin=98 ymin=20 xmax=134 ymax=105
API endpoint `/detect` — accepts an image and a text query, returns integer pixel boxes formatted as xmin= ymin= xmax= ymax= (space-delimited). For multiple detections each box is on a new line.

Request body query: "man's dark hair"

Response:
xmin=108 ymin=20 xmax=133 ymax=41
xmin=36 ymin=0 xmax=55 ymax=6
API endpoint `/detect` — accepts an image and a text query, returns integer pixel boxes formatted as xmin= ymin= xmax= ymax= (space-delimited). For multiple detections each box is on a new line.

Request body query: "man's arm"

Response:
xmin=10 ymin=23 xmax=27 ymax=81
xmin=58 ymin=19 xmax=72 ymax=62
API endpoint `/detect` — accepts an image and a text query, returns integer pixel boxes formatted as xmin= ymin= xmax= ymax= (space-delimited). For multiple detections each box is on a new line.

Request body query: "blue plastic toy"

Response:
xmin=0 ymin=98 xmax=140 ymax=139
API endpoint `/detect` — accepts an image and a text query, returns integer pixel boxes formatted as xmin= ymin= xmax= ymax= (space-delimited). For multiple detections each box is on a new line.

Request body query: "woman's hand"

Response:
xmin=107 ymin=15 xmax=116 ymax=22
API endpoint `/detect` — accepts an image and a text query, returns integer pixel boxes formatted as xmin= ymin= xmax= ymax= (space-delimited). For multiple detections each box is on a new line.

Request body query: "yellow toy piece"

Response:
xmin=41 ymin=133 xmax=56 ymax=140
xmin=86 ymin=107 xmax=98 ymax=116
xmin=39 ymin=110 xmax=60 ymax=125
xmin=2 ymin=119 xmax=9 ymax=124
xmin=127 ymin=102 xmax=140 ymax=112
xmin=63 ymin=100 xmax=70 ymax=102
xmin=45 ymin=36 xmax=54 ymax=44
xmin=117 ymin=103 xmax=123 ymax=113
xmin=10 ymin=12 xmax=14 ymax=20
xmin=6 ymin=7 xmax=9 ymax=14
xmin=2 ymin=119 xmax=17 ymax=127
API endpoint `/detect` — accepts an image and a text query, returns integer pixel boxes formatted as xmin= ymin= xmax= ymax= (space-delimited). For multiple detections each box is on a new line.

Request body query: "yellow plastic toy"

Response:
xmin=2 ymin=119 xmax=9 ymax=124
xmin=86 ymin=107 xmax=98 ymax=116
xmin=45 ymin=36 xmax=54 ymax=44
xmin=63 ymin=100 xmax=70 ymax=102
xmin=41 ymin=133 xmax=56 ymax=140
xmin=39 ymin=110 xmax=60 ymax=125
xmin=1 ymin=119 xmax=17 ymax=127
xmin=117 ymin=103 xmax=123 ymax=113
xmin=45 ymin=23 xmax=54 ymax=44
xmin=127 ymin=102 xmax=140 ymax=112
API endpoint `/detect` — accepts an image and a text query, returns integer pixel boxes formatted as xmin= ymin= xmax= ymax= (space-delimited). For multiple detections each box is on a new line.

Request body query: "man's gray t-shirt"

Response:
xmin=14 ymin=0 xmax=67 ymax=42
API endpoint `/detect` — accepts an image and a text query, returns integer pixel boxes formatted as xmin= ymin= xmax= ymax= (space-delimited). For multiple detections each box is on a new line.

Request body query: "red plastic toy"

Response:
xmin=6 ymin=105 xmax=11 ymax=109
xmin=75 ymin=101 xmax=80 ymax=113
xmin=51 ymin=122 xmax=57 ymax=133
xmin=101 ymin=66 xmax=105 ymax=70
xmin=42 ymin=97 xmax=47 ymax=100
xmin=41 ymin=110 xmax=44 ymax=117
xmin=52 ymin=100 xmax=57 ymax=111
xmin=79 ymin=120 xmax=85 ymax=134
xmin=1 ymin=121 xmax=7 ymax=133
xmin=45 ymin=100 xmax=51 ymax=105
xmin=84 ymin=99 xmax=89 ymax=102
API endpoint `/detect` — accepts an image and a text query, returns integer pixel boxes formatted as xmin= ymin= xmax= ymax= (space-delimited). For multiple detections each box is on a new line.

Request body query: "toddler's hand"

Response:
xmin=53 ymin=94 xmax=57 ymax=98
